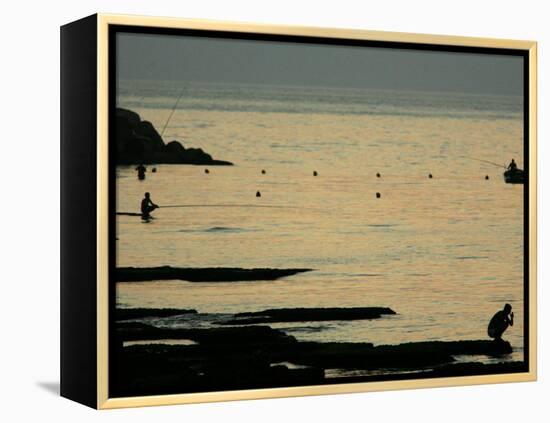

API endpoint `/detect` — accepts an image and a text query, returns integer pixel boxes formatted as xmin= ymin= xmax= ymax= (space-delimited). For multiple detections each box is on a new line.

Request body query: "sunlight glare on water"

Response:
xmin=116 ymin=81 xmax=524 ymax=361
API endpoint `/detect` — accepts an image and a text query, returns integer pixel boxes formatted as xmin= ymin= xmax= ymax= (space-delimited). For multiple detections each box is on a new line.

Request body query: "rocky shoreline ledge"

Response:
xmin=111 ymin=307 xmax=518 ymax=397
xmin=220 ymin=307 xmax=396 ymax=324
xmin=116 ymin=266 xmax=314 ymax=282
xmin=116 ymin=108 xmax=233 ymax=165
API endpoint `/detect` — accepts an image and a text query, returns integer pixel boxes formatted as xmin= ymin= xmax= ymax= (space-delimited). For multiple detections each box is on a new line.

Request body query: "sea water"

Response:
xmin=115 ymin=80 xmax=524 ymax=364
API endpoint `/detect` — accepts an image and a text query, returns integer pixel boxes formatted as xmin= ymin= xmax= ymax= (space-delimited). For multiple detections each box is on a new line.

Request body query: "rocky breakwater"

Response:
xmin=116 ymin=108 xmax=233 ymax=165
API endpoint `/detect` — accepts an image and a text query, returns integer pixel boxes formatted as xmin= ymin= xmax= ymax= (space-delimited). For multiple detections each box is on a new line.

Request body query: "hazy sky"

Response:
xmin=117 ymin=32 xmax=523 ymax=95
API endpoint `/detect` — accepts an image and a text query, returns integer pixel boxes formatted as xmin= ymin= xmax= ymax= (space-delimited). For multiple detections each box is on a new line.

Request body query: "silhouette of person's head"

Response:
xmin=504 ymin=303 xmax=512 ymax=314
xmin=511 ymin=159 xmax=515 ymax=163
xmin=145 ymin=192 xmax=150 ymax=199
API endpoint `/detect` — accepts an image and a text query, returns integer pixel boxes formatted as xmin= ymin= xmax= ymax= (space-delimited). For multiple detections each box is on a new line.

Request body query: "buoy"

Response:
xmin=313 ymin=171 xmax=318 ymax=176
xmin=261 ymin=169 xmax=266 ymax=174
xmin=485 ymin=175 xmax=489 ymax=180
xmin=428 ymin=173 xmax=433 ymax=179
xmin=205 ymin=169 xmax=210 ymax=174
xmin=256 ymin=191 xmax=261 ymax=197
xmin=152 ymin=167 xmax=157 ymax=173
xmin=376 ymin=173 xmax=381 ymax=178
xmin=376 ymin=192 xmax=381 ymax=198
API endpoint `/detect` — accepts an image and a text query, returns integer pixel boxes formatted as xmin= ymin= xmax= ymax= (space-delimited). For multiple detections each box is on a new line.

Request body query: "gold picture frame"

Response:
xmin=60 ymin=13 xmax=537 ymax=409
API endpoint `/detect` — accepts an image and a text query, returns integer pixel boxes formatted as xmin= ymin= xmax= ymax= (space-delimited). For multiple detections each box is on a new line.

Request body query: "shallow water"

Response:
xmin=116 ymin=81 xmax=524 ymax=363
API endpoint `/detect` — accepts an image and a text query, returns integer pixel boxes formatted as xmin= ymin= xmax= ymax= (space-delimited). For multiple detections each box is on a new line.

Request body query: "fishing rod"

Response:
xmin=160 ymin=88 xmax=185 ymax=138
xmin=461 ymin=156 xmax=507 ymax=169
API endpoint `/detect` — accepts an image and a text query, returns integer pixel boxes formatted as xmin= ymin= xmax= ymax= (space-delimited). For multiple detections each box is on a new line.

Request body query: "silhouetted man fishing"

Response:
xmin=487 ymin=303 xmax=514 ymax=341
xmin=507 ymin=159 xmax=517 ymax=171
xmin=136 ymin=164 xmax=146 ymax=180
xmin=141 ymin=192 xmax=158 ymax=220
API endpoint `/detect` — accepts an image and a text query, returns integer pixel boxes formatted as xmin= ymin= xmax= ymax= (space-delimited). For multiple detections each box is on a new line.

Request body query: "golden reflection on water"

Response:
xmin=116 ymin=99 xmax=524 ymax=361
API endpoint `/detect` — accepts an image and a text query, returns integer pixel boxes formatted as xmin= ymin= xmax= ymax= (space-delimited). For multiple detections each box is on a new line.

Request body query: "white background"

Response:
xmin=1 ymin=0 xmax=547 ymax=421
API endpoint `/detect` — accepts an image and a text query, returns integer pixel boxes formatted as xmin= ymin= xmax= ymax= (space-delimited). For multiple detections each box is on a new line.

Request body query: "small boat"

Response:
xmin=503 ymin=168 xmax=525 ymax=184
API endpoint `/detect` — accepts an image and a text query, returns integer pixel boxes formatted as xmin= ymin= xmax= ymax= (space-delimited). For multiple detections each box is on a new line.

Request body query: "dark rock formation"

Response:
xmin=116 ymin=108 xmax=233 ymax=165
xmin=280 ymin=339 xmax=513 ymax=371
xmin=116 ymin=322 xmax=298 ymax=346
xmin=111 ymin=321 xmax=517 ymax=397
xmin=111 ymin=323 xmax=322 ymax=396
xmin=220 ymin=307 xmax=396 ymax=325
xmin=326 ymin=361 xmax=526 ymax=385
xmin=116 ymin=266 xmax=313 ymax=282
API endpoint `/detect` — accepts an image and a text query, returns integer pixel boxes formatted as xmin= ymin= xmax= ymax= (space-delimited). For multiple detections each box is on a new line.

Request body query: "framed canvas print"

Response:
xmin=60 ymin=14 xmax=537 ymax=409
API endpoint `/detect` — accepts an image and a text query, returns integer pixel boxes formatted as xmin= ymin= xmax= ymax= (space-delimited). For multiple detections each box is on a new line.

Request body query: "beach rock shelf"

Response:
xmin=116 ymin=266 xmax=313 ymax=282
xmin=116 ymin=108 xmax=233 ymax=165
xmin=220 ymin=307 xmax=396 ymax=324
xmin=112 ymin=321 xmax=518 ymax=397
xmin=117 ymin=322 xmax=298 ymax=346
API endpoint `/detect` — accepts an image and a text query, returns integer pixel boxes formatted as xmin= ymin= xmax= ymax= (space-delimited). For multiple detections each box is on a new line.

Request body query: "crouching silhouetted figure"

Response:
xmin=488 ymin=303 xmax=514 ymax=341
xmin=141 ymin=192 xmax=158 ymax=220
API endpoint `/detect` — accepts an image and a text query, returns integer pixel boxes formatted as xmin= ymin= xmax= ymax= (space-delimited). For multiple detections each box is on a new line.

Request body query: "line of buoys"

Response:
xmin=139 ymin=166 xmax=492 ymax=183
xmin=136 ymin=165 xmax=495 ymax=203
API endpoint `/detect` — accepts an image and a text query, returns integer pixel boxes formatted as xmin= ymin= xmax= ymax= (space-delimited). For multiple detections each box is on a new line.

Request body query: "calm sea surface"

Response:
xmin=116 ymin=80 xmax=524 ymax=364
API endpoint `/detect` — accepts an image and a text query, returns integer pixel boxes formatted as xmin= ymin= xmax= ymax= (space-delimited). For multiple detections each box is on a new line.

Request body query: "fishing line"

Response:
xmin=160 ymin=89 xmax=185 ymax=138
xmin=461 ymin=156 xmax=507 ymax=169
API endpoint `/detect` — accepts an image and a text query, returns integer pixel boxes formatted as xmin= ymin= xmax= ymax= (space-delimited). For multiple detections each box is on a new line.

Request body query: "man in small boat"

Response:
xmin=487 ymin=303 xmax=514 ymax=341
xmin=507 ymin=159 xmax=517 ymax=171
xmin=136 ymin=163 xmax=146 ymax=180
xmin=141 ymin=192 xmax=158 ymax=220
